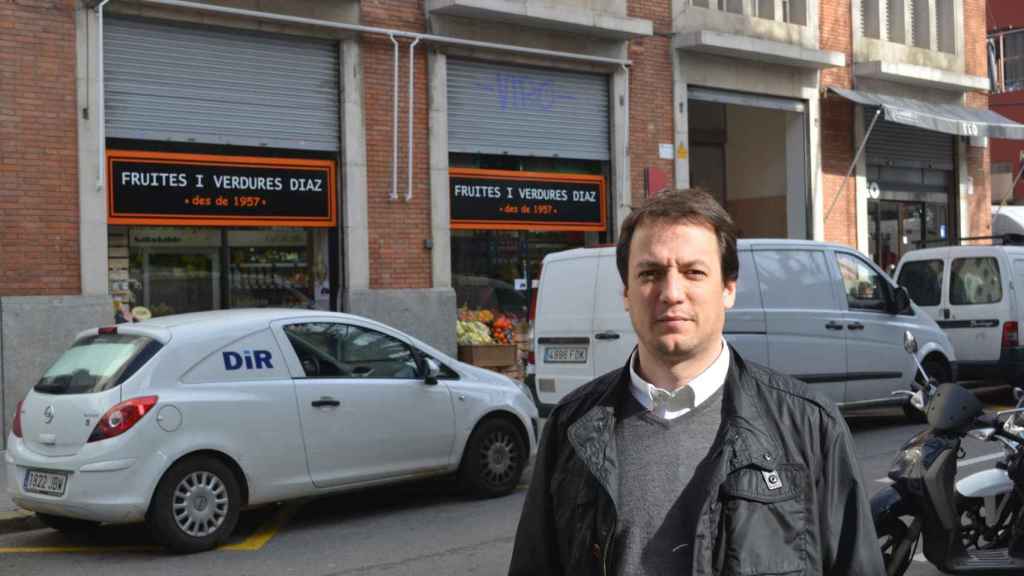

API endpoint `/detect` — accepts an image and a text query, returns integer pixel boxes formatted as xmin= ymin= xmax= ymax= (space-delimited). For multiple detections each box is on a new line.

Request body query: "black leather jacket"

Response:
xmin=509 ymin=350 xmax=883 ymax=575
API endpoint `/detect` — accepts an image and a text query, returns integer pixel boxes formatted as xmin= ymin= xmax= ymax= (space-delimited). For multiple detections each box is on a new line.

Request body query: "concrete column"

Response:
xmin=76 ymin=7 xmax=108 ymax=296
xmin=854 ymin=105 xmax=870 ymax=253
xmin=611 ymin=65 xmax=631 ymax=235
xmin=672 ymin=50 xmax=691 ymax=190
xmin=341 ymin=38 xmax=370 ymax=293
xmin=428 ymin=49 xmax=452 ymax=288
xmin=785 ymin=110 xmax=808 ymax=238
xmin=808 ymin=87 xmax=824 ymax=241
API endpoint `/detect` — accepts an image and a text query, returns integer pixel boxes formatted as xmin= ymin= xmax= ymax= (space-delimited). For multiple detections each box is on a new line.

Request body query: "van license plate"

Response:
xmin=25 ymin=470 xmax=67 ymax=497
xmin=544 ymin=347 xmax=587 ymax=363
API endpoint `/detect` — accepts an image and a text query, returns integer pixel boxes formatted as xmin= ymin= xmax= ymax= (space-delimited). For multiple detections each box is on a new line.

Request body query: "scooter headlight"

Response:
xmin=891 ymin=445 xmax=924 ymax=478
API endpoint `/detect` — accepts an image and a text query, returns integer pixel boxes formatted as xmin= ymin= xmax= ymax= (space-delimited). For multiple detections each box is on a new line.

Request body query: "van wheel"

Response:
xmin=36 ymin=513 xmax=99 ymax=533
xmin=147 ymin=455 xmax=241 ymax=554
xmin=459 ymin=417 xmax=526 ymax=498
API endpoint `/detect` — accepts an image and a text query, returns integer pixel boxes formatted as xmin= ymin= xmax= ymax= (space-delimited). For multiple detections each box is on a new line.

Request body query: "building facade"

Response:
xmin=0 ymin=0 xmax=1004 ymax=438
xmin=989 ymin=0 xmax=1024 ymax=204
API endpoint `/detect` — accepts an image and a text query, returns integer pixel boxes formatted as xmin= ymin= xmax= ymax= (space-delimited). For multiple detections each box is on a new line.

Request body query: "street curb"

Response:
xmin=0 ymin=510 xmax=42 ymax=536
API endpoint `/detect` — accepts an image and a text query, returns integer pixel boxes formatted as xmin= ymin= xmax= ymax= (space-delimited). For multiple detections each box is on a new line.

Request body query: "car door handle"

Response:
xmin=594 ymin=331 xmax=620 ymax=340
xmin=312 ymin=397 xmax=341 ymax=408
xmin=847 ymin=322 xmax=865 ymax=331
xmin=825 ymin=321 xmax=844 ymax=331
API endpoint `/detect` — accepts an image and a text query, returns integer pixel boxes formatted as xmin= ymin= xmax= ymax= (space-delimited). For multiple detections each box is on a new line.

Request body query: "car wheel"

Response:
xmin=459 ymin=417 xmax=526 ymax=498
xmin=36 ymin=513 xmax=99 ymax=533
xmin=147 ymin=455 xmax=241 ymax=554
xmin=876 ymin=515 xmax=913 ymax=576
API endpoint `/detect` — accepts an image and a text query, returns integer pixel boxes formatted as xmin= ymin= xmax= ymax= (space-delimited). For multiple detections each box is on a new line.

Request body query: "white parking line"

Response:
xmin=874 ymin=451 xmax=1004 ymax=484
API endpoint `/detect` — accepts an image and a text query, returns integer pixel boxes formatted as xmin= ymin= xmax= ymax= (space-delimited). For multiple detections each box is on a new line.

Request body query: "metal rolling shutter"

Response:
xmin=447 ymin=59 xmax=610 ymax=161
xmin=865 ymin=108 xmax=955 ymax=170
xmin=105 ymin=17 xmax=339 ymax=151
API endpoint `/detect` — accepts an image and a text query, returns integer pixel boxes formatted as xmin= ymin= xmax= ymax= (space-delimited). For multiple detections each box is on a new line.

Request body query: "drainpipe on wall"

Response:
xmin=95 ymin=0 xmax=112 ymax=195
xmin=406 ymin=38 xmax=420 ymax=202
xmin=390 ymin=34 xmax=400 ymax=201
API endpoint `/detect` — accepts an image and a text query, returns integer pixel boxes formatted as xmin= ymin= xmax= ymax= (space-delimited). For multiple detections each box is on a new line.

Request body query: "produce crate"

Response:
xmin=458 ymin=343 xmax=517 ymax=368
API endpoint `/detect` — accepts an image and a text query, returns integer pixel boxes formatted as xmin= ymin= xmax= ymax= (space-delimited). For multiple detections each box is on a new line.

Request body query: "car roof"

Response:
xmin=542 ymin=238 xmax=862 ymax=263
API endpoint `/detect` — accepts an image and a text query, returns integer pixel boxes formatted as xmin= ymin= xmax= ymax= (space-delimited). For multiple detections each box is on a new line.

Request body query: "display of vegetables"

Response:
xmin=456 ymin=307 xmax=517 ymax=346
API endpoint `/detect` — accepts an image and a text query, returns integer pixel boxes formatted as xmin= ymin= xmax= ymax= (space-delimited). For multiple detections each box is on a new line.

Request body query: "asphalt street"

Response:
xmin=0 ymin=389 xmax=1019 ymax=575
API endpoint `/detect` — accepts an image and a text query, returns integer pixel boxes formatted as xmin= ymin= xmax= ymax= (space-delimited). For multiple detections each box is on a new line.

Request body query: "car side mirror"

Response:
xmin=889 ymin=285 xmax=911 ymax=315
xmin=422 ymin=357 xmax=441 ymax=385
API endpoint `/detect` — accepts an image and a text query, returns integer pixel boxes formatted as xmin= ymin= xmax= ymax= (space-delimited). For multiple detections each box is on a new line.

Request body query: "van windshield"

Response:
xmin=34 ymin=334 xmax=161 ymax=395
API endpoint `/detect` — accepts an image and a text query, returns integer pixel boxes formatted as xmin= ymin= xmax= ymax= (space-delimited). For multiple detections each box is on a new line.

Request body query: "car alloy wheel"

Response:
xmin=173 ymin=470 xmax=230 ymax=537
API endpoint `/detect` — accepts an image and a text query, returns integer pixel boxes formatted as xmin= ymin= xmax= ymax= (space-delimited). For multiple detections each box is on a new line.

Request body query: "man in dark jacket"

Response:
xmin=509 ymin=189 xmax=882 ymax=575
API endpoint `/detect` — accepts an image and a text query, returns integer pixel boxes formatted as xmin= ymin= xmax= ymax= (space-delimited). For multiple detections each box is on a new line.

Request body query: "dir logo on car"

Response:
xmin=223 ymin=350 xmax=274 ymax=370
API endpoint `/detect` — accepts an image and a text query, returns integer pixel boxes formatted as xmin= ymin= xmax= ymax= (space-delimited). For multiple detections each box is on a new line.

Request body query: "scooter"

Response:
xmin=871 ymin=331 xmax=1024 ymax=575
xmin=956 ymin=388 xmax=1024 ymax=551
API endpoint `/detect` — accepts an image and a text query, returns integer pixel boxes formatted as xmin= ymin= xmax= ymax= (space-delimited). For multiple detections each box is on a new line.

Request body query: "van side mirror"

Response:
xmin=889 ymin=286 xmax=911 ymax=315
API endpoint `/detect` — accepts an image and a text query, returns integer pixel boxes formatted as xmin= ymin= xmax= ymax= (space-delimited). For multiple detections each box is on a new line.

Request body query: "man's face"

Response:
xmin=623 ymin=219 xmax=736 ymax=365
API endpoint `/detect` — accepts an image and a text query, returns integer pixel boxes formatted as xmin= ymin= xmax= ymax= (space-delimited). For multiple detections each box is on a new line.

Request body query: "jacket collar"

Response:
xmin=566 ymin=348 xmax=782 ymax=501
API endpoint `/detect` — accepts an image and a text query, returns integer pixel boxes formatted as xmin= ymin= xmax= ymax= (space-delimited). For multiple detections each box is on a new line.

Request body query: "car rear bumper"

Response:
xmin=5 ymin=435 xmax=168 ymax=524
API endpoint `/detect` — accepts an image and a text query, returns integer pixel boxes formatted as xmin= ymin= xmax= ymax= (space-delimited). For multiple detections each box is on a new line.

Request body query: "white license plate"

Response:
xmin=25 ymin=470 xmax=67 ymax=497
xmin=544 ymin=347 xmax=588 ymax=363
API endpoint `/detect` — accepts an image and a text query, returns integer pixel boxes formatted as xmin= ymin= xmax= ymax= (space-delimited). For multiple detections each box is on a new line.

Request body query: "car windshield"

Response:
xmin=34 ymin=333 xmax=160 ymax=395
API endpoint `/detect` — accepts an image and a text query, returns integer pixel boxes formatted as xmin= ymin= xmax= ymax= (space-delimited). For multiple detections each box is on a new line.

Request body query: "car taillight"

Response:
xmin=1004 ymin=321 xmax=1019 ymax=349
xmin=11 ymin=400 xmax=23 ymax=438
xmin=88 ymin=396 xmax=158 ymax=443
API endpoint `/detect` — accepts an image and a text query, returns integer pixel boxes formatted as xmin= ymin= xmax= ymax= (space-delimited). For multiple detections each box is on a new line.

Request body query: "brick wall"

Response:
xmin=627 ymin=0 xmax=674 ymax=206
xmin=964 ymin=0 xmax=991 ymax=228
xmin=0 ymin=0 xmax=80 ymax=296
xmin=819 ymin=0 xmax=855 ymax=247
xmin=360 ymin=1 xmax=432 ymax=290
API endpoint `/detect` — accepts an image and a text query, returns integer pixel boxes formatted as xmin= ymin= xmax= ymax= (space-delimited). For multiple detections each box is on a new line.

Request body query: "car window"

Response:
xmin=950 ymin=257 xmax=1002 ymax=305
xmin=34 ymin=333 xmax=161 ymax=395
xmin=836 ymin=252 xmax=887 ymax=312
xmin=753 ymin=249 xmax=834 ymax=310
xmin=897 ymin=259 xmax=944 ymax=307
xmin=284 ymin=323 xmax=420 ymax=379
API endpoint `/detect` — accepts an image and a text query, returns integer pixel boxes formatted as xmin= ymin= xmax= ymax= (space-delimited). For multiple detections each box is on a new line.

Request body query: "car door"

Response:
xmin=275 ymin=320 xmax=455 ymax=488
xmin=942 ymin=250 xmax=1007 ymax=366
xmin=834 ymin=250 xmax=912 ymax=404
xmin=751 ymin=247 xmax=847 ymax=404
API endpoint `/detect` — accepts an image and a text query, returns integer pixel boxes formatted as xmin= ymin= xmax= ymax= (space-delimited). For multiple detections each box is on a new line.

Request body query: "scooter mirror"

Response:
xmin=1015 ymin=388 xmax=1024 ymax=403
xmin=903 ymin=330 xmax=918 ymax=355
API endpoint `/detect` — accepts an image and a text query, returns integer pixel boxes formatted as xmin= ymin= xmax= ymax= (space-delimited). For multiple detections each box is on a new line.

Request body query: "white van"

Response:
xmin=532 ymin=239 xmax=955 ymax=418
xmin=895 ymin=243 xmax=1024 ymax=384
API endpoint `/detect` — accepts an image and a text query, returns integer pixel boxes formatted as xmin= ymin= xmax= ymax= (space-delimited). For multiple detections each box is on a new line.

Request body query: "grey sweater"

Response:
xmin=612 ymin=387 xmax=725 ymax=576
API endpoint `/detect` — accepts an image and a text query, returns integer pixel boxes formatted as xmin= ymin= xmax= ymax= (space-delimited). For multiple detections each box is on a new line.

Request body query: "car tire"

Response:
xmin=36 ymin=512 xmax=99 ymax=533
xmin=459 ymin=417 xmax=526 ymax=498
xmin=147 ymin=455 xmax=241 ymax=554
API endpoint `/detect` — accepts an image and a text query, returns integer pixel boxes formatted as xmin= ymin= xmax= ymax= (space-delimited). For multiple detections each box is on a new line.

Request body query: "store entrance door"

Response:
xmin=141 ymin=249 xmax=221 ymax=316
xmin=869 ymin=199 xmax=949 ymax=276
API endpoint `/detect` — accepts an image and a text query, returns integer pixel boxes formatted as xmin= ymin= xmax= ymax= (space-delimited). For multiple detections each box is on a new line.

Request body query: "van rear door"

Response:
xmin=942 ymin=250 xmax=1008 ymax=366
xmin=592 ymin=252 xmax=637 ymax=377
xmin=534 ymin=252 xmax=600 ymax=405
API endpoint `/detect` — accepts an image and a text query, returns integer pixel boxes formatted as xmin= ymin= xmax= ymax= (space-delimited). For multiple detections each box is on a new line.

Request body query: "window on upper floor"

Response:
xmin=860 ymin=0 xmax=957 ymax=54
xmin=690 ymin=0 xmax=806 ymax=27
xmin=994 ymin=30 xmax=1024 ymax=93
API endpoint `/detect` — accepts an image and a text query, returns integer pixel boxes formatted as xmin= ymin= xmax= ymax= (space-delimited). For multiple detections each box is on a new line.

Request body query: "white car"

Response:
xmin=5 ymin=309 xmax=538 ymax=553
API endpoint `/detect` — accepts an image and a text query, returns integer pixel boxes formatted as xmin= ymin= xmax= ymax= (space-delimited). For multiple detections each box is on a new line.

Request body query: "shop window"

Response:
xmin=1003 ymin=32 xmax=1024 ymax=92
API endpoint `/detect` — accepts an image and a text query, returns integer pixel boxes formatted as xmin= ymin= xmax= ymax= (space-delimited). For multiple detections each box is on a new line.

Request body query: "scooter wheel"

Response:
xmin=877 ymin=515 xmax=913 ymax=576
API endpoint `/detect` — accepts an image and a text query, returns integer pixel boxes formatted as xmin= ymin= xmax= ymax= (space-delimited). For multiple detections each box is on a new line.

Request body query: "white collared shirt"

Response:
xmin=628 ymin=337 xmax=730 ymax=420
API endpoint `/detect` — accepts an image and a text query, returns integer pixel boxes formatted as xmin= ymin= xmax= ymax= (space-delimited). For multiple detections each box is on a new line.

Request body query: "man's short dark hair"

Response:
xmin=615 ymin=188 xmax=739 ymax=285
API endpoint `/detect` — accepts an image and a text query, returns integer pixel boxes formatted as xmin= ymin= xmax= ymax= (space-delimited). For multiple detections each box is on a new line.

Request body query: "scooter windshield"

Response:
xmin=927 ymin=382 xmax=984 ymax=433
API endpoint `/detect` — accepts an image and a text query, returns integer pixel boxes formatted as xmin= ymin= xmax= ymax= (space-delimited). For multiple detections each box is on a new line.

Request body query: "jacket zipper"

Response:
xmin=602 ymin=523 xmax=614 ymax=576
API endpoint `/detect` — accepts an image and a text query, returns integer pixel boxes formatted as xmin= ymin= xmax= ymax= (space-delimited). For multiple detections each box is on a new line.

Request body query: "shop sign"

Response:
xmin=130 ymin=227 xmax=222 ymax=247
xmin=449 ymin=168 xmax=606 ymax=232
xmin=108 ymin=151 xmax=336 ymax=227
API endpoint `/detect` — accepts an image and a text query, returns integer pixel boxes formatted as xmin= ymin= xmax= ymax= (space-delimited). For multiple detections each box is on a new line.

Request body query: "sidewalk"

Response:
xmin=0 ymin=450 xmax=40 ymax=534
